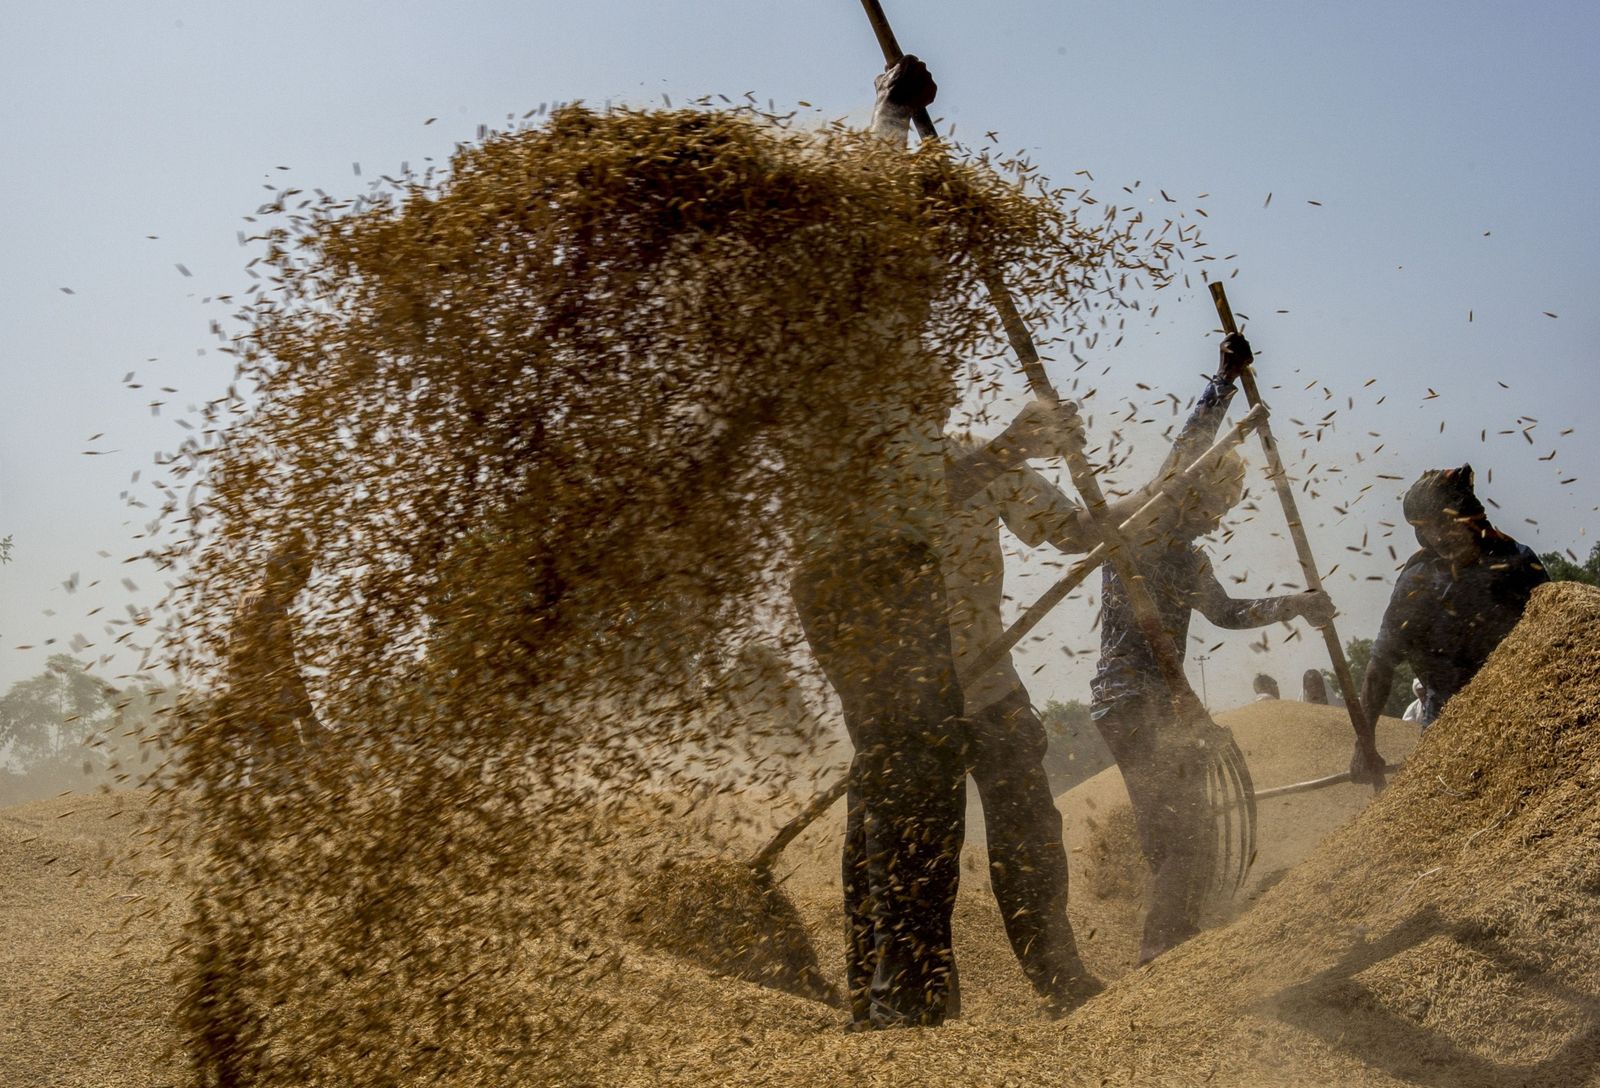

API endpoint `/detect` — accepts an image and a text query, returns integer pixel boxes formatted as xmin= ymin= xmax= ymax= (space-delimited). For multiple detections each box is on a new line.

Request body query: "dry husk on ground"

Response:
xmin=8 ymin=582 xmax=1599 ymax=1085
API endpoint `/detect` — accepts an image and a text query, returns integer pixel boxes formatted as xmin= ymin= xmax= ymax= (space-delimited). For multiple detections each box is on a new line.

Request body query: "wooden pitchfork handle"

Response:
xmin=1207 ymin=283 xmax=1375 ymax=778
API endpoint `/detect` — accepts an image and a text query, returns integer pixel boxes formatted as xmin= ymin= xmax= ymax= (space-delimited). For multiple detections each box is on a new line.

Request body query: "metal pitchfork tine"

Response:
xmin=1211 ymin=724 xmax=1257 ymax=891
xmin=859 ymin=0 xmax=1257 ymax=893
xmin=1209 ymin=747 xmax=1233 ymax=893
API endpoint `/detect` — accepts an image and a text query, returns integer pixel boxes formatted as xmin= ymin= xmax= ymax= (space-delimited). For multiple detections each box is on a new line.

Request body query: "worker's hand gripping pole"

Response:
xmin=1207 ymin=283 xmax=1381 ymax=791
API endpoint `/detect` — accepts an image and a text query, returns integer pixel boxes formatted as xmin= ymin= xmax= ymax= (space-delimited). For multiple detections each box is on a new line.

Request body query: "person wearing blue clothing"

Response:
xmin=1350 ymin=465 xmax=1548 ymax=781
xmin=1089 ymin=339 xmax=1335 ymax=964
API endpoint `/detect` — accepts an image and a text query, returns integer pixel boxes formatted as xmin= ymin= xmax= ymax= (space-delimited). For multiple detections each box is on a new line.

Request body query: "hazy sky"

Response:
xmin=3 ymin=0 xmax=1596 ymax=713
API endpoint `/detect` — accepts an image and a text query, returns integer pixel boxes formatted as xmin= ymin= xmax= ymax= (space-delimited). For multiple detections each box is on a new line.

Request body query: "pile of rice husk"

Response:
xmin=622 ymin=856 xmax=838 ymax=1004
xmin=1068 ymin=700 xmax=1420 ymax=915
xmin=0 ymin=790 xmax=179 ymax=1088
xmin=6 ymin=582 xmax=1597 ymax=1085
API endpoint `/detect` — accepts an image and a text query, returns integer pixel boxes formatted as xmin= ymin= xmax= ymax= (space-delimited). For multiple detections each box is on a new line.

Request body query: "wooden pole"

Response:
xmin=1207 ymin=282 xmax=1373 ymax=777
xmin=1252 ymin=761 xmax=1406 ymax=802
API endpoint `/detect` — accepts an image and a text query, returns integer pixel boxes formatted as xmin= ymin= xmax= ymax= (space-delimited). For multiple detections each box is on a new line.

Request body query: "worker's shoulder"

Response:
xmin=1499 ymin=538 xmax=1544 ymax=567
xmin=1487 ymin=537 xmax=1550 ymax=584
xmin=1395 ymin=548 xmax=1435 ymax=579
xmin=1388 ymin=550 xmax=1443 ymax=601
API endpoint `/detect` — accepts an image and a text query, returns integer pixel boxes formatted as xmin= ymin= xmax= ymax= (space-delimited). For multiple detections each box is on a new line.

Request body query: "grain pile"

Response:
xmin=0 ymin=790 xmax=178 ymax=1088
xmin=622 ymin=856 xmax=837 ymax=1004
xmin=132 ymin=103 xmax=1177 ymax=1084
xmin=6 ymin=581 xmax=1596 ymax=1086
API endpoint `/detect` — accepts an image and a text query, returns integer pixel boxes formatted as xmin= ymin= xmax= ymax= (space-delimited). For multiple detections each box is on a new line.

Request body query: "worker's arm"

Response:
xmin=945 ymin=399 xmax=1085 ymax=507
xmin=1356 ymin=600 xmax=1407 ymax=734
xmin=1188 ymin=551 xmax=1336 ymax=630
xmin=1350 ymin=576 xmax=1419 ymax=784
xmin=987 ymin=461 xmax=1146 ymax=556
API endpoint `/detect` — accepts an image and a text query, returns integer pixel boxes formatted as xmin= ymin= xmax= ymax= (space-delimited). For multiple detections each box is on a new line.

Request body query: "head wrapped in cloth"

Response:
xmin=1174 ymin=448 xmax=1247 ymax=536
xmin=263 ymin=529 xmax=315 ymax=594
xmin=1403 ymin=465 xmax=1485 ymax=524
xmin=1404 ymin=465 xmax=1497 ymax=556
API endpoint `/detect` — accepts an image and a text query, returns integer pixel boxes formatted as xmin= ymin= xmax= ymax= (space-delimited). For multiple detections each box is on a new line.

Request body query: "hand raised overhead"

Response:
xmin=1217 ymin=332 xmax=1253 ymax=382
xmin=874 ymin=54 xmax=937 ymax=111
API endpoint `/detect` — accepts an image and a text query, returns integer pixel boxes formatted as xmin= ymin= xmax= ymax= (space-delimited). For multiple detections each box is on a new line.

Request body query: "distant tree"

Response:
xmin=1327 ymin=637 xmax=1416 ymax=719
xmin=0 ymin=655 xmax=157 ymax=804
xmin=1038 ymin=697 xmax=1114 ymax=792
xmin=0 ymin=535 xmax=11 ymax=563
xmin=1040 ymin=697 xmax=1092 ymax=741
xmin=1540 ymin=542 xmax=1600 ymax=586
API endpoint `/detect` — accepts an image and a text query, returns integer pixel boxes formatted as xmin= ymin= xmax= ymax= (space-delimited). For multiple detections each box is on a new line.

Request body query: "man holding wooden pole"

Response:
xmin=1088 ymin=359 xmax=1335 ymax=963
xmin=940 ymin=338 xmax=1265 ymax=1006
xmin=788 ymin=55 xmax=1093 ymax=1030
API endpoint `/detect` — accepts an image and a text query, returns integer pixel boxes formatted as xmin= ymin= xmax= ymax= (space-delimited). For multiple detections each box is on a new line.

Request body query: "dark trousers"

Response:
xmin=968 ymin=686 xmax=1090 ymax=1003
xmin=1093 ymin=692 xmax=1215 ymax=963
xmin=793 ymin=537 xmax=967 ymax=1028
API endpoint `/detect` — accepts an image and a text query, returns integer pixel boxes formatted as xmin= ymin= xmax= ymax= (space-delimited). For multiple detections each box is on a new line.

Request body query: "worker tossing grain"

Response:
xmin=790 ymin=55 xmax=1086 ymax=1030
xmin=1349 ymin=464 xmax=1549 ymax=783
xmin=1090 ymin=336 xmax=1335 ymax=964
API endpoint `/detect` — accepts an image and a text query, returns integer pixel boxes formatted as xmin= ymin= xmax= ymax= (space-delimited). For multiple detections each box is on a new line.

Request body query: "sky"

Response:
xmin=2 ymin=0 xmax=1597 ymax=714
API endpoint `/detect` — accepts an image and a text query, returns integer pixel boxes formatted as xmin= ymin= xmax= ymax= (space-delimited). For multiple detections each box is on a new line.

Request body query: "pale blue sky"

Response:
xmin=3 ymin=1 xmax=1596 ymax=709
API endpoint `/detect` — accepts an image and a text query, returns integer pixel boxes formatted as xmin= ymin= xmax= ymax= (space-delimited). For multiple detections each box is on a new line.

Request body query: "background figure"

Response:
xmin=1401 ymin=678 xmax=1425 ymax=723
xmin=183 ymin=534 xmax=321 ymax=1086
xmin=1252 ymin=674 xmax=1280 ymax=701
xmin=217 ymin=533 xmax=324 ymax=769
xmin=1351 ymin=465 xmax=1548 ymax=781
xmin=1301 ymin=669 xmax=1329 ymax=705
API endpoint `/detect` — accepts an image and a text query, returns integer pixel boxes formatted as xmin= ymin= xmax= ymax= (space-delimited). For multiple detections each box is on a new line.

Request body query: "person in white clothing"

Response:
xmin=1402 ymin=677 xmax=1425 ymax=723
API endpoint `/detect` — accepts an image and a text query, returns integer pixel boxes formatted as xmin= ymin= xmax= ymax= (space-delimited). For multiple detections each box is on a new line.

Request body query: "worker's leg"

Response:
xmin=1093 ymin=694 xmax=1214 ymax=963
xmin=794 ymin=537 xmax=967 ymax=1028
xmin=968 ymin=687 xmax=1099 ymax=1010
xmin=840 ymin=783 xmax=873 ymax=1024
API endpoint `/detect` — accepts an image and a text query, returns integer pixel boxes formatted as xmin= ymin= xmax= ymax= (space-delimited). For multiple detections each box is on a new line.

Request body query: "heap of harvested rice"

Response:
xmin=0 ymin=791 xmax=178 ymax=1088
xmin=132 ymin=102 xmax=1177 ymax=1084
xmin=623 ymin=856 xmax=837 ymax=1004
xmin=7 ymin=579 xmax=1598 ymax=1085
